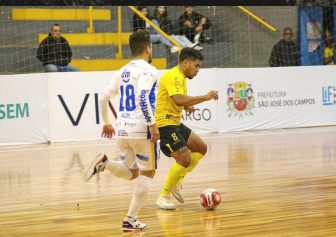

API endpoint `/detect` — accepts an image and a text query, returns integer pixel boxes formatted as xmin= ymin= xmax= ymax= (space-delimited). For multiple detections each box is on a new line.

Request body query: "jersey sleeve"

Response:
xmin=103 ymin=74 xmax=119 ymax=97
xmin=99 ymin=74 xmax=118 ymax=126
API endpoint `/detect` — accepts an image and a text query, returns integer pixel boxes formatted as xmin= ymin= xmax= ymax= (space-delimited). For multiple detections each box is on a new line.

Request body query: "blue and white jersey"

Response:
xmin=103 ymin=59 xmax=158 ymax=139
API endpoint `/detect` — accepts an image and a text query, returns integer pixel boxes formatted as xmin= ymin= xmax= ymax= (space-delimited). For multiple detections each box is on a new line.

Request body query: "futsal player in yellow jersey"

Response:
xmin=155 ymin=48 xmax=218 ymax=209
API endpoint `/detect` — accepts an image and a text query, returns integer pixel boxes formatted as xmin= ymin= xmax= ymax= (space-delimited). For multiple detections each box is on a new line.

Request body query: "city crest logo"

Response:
xmin=227 ymin=82 xmax=255 ymax=118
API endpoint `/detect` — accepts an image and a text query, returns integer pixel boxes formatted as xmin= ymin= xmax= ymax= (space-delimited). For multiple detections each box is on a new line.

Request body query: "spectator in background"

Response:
xmin=269 ymin=27 xmax=300 ymax=67
xmin=133 ymin=6 xmax=152 ymax=32
xmin=178 ymin=6 xmax=212 ymax=44
xmin=324 ymin=29 xmax=335 ymax=65
xmin=152 ymin=6 xmax=203 ymax=52
xmin=133 ymin=6 xmax=202 ymax=54
xmin=133 ymin=6 xmax=177 ymax=53
xmin=37 ymin=24 xmax=78 ymax=72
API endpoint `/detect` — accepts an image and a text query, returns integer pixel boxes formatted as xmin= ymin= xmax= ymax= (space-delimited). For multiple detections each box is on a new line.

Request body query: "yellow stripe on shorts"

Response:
xmin=165 ymin=143 xmax=174 ymax=153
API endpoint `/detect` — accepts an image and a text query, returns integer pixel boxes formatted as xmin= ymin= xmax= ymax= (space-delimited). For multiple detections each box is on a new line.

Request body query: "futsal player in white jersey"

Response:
xmin=84 ymin=30 xmax=160 ymax=232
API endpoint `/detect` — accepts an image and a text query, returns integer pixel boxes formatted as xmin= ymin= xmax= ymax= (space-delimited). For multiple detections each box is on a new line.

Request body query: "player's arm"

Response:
xmin=99 ymin=77 xmax=118 ymax=138
xmin=164 ymin=73 xmax=218 ymax=107
xmin=137 ymin=71 xmax=160 ymax=142
xmin=171 ymin=90 xmax=218 ymax=107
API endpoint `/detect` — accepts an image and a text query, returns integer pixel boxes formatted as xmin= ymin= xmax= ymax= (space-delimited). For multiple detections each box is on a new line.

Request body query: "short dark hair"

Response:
xmin=179 ymin=47 xmax=203 ymax=63
xmin=283 ymin=27 xmax=293 ymax=33
xmin=51 ymin=23 xmax=60 ymax=31
xmin=129 ymin=30 xmax=151 ymax=57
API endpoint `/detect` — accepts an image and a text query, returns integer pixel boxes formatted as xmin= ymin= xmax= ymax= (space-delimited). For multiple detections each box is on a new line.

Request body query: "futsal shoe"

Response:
xmin=156 ymin=195 xmax=176 ymax=210
xmin=122 ymin=216 xmax=147 ymax=232
xmin=84 ymin=152 xmax=108 ymax=180
xmin=172 ymin=184 xmax=184 ymax=203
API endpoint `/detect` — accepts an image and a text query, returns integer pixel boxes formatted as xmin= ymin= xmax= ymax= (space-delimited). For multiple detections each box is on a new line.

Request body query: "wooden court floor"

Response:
xmin=1 ymin=126 xmax=336 ymax=237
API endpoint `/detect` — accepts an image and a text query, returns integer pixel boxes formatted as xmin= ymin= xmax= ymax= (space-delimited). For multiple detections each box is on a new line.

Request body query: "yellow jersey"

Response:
xmin=155 ymin=66 xmax=187 ymax=127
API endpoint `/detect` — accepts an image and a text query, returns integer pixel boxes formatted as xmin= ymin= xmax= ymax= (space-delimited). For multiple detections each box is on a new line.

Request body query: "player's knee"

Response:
xmin=140 ymin=169 xmax=155 ymax=178
xmin=180 ymin=159 xmax=191 ymax=168
xmin=200 ymin=143 xmax=207 ymax=155
xmin=130 ymin=168 xmax=139 ymax=180
xmin=174 ymin=147 xmax=191 ymax=168
xmin=179 ymin=153 xmax=191 ymax=168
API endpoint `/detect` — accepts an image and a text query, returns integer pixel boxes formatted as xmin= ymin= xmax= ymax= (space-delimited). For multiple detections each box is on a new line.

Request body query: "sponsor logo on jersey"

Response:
xmin=121 ymin=70 xmax=130 ymax=83
xmin=136 ymin=154 xmax=149 ymax=161
xmin=118 ymin=130 xmax=128 ymax=136
xmin=121 ymin=113 xmax=131 ymax=118
xmin=139 ymin=90 xmax=152 ymax=123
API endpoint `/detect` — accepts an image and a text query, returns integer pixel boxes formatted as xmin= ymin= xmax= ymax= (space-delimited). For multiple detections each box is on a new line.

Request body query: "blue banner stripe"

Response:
xmin=299 ymin=7 xmax=324 ymax=65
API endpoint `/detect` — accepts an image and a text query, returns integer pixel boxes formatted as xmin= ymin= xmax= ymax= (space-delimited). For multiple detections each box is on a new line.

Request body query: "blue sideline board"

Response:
xmin=299 ymin=7 xmax=324 ymax=66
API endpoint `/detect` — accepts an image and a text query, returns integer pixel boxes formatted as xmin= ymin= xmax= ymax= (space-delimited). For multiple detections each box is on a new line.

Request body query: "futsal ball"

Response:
xmin=200 ymin=188 xmax=221 ymax=210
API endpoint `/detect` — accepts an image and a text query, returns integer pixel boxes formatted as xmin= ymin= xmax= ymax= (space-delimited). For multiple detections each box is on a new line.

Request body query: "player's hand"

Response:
xmin=184 ymin=106 xmax=195 ymax=113
xmin=205 ymin=90 xmax=219 ymax=101
xmin=101 ymin=124 xmax=115 ymax=139
xmin=149 ymin=124 xmax=160 ymax=143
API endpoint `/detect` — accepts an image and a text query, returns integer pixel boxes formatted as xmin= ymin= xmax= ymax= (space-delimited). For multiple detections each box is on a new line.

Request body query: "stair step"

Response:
xmin=38 ymin=32 xmax=131 ymax=46
xmin=12 ymin=8 xmax=111 ymax=20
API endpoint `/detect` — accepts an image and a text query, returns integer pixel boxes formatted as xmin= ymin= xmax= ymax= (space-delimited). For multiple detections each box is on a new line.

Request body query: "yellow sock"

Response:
xmin=160 ymin=163 xmax=188 ymax=197
xmin=188 ymin=152 xmax=203 ymax=172
xmin=176 ymin=152 xmax=203 ymax=185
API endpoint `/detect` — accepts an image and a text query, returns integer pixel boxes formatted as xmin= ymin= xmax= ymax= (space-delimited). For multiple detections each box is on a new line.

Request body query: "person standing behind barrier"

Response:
xmin=324 ymin=29 xmax=335 ymax=65
xmin=155 ymin=48 xmax=218 ymax=210
xmin=269 ymin=27 xmax=300 ymax=67
xmin=152 ymin=6 xmax=203 ymax=52
xmin=37 ymin=24 xmax=78 ymax=72
xmin=179 ymin=6 xmax=213 ymax=44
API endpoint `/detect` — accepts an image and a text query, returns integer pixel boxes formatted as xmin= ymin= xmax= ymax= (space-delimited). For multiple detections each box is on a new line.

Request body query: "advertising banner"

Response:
xmin=0 ymin=73 xmax=48 ymax=145
xmin=48 ymin=71 xmax=117 ymax=142
xmin=2 ymin=66 xmax=336 ymax=146
xmin=217 ymin=66 xmax=336 ymax=132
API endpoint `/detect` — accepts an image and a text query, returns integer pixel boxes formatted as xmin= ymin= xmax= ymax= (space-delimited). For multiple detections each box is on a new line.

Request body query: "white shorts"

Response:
xmin=116 ymin=139 xmax=159 ymax=171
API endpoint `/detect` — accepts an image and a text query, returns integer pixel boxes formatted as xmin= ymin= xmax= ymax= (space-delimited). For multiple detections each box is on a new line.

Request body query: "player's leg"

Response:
xmin=172 ymin=125 xmax=207 ymax=203
xmin=156 ymin=125 xmax=192 ymax=209
xmin=84 ymin=152 xmax=108 ymax=180
xmin=182 ymin=128 xmax=207 ymax=175
xmin=122 ymin=140 xmax=159 ymax=232
xmin=84 ymin=140 xmax=138 ymax=181
xmin=104 ymin=139 xmax=139 ymax=180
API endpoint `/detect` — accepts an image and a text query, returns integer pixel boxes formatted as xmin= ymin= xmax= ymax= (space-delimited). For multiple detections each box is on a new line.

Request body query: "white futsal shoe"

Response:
xmin=172 ymin=184 xmax=184 ymax=203
xmin=122 ymin=216 xmax=147 ymax=232
xmin=156 ymin=195 xmax=176 ymax=210
xmin=84 ymin=152 xmax=108 ymax=180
